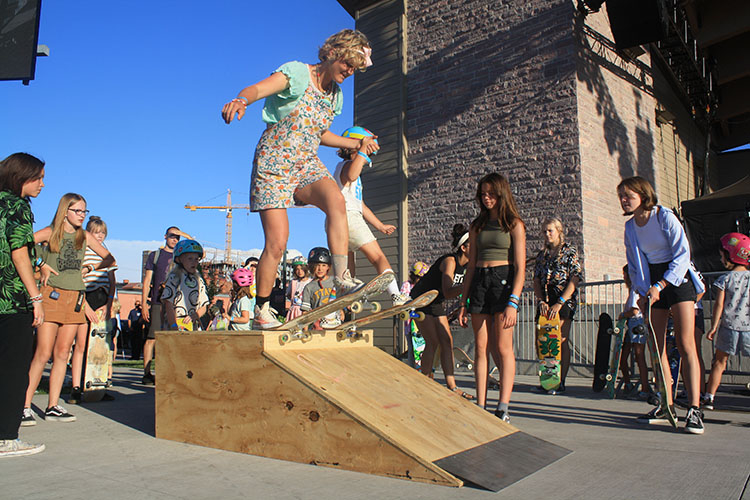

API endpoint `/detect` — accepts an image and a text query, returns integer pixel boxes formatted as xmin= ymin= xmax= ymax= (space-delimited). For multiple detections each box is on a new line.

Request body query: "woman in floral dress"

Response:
xmin=221 ymin=29 xmax=378 ymax=329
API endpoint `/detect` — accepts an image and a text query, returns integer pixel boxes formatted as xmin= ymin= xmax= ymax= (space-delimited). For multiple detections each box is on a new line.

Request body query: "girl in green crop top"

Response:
xmin=24 ymin=193 xmax=115 ymax=423
xmin=458 ymin=173 xmax=526 ymax=421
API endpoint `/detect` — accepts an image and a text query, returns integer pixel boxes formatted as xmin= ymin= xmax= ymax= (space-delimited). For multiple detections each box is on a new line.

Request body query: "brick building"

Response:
xmin=334 ymin=0 xmax=747 ymax=350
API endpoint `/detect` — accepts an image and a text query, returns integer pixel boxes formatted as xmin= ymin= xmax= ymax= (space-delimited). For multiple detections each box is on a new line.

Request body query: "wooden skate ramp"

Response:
xmin=155 ymin=330 xmax=570 ymax=490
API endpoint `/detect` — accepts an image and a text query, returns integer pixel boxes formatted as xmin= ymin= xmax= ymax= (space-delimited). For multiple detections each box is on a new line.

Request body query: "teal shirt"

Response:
xmin=261 ymin=61 xmax=343 ymax=124
xmin=0 ymin=190 xmax=35 ymax=314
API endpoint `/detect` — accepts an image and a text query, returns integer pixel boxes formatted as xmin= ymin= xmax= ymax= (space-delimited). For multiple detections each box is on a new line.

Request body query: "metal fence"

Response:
xmin=450 ymin=272 xmax=748 ymax=380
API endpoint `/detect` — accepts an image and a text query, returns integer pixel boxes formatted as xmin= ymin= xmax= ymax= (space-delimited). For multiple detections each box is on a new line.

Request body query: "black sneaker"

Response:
xmin=20 ymin=408 xmax=36 ymax=427
xmin=68 ymin=386 xmax=82 ymax=405
xmin=45 ymin=405 xmax=76 ymax=422
xmin=636 ymin=405 xmax=671 ymax=424
xmin=684 ymin=406 xmax=704 ymax=435
xmin=141 ymin=373 xmax=155 ymax=386
xmin=494 ymin=409 xmax=511 ymax=423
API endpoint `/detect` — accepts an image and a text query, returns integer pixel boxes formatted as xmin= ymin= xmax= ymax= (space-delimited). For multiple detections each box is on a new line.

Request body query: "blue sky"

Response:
xmin=1 ymin=1 xmax=356 ymax=281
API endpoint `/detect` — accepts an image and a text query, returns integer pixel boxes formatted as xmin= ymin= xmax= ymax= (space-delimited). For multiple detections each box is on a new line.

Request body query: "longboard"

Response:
xmin=335 ymin=290 xmax=438 ymax=340
xmin=666 ymin=328 xmax=681 ymax=396
xmin=275 ymin=270 xmax=395 ymax=344
xmin=536 ymin=314 xmax=562 ymax=392
xmin=605 ymin=318 xmax=627 ymax=398
xmin=592 ymin=313 xmax=613 ymax=393
xmin=646 ymin=302 xmax=678 ymax=429
xmin=81 ymin=309 xmax=111 ymax=403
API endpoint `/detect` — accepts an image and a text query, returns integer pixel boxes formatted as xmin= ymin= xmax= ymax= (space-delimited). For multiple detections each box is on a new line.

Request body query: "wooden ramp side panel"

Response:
xmin=155 ymin=331 xmax=462 ymax=487
xmin=263 ymin=342 xmax=519 ymax=463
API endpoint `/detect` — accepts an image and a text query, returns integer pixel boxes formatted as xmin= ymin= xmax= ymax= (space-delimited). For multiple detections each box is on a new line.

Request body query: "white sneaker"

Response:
xmin=334 ymin=270 xmax=364 ymax=296
xmin=252 ymin=302 xmax=282 ymax=329
xmin=0 ymin=439 xmax=45 ymax=458
xmin=320 ymin=314 xmax=342 ymax=329
xmin=391 ymin=293 xmax=410 ymax=306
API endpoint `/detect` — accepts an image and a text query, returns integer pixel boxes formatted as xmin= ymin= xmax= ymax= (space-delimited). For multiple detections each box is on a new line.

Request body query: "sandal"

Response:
xmin=451 ymin=387 xmax=475 ymax=400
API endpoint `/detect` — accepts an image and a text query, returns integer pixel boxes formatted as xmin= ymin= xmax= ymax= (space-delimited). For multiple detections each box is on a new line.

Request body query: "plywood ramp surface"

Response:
xmin=263 ymin=342 xmax=517 ymax=462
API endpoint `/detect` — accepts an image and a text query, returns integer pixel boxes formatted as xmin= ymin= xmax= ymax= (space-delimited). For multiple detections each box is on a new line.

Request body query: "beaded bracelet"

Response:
xmin=232 ymin=97 xmax=248 ymax=106
xmin=30 ymin=294 xmax=43 ymax=303
xmin=357 ymin=151 xmax=371 ymax=164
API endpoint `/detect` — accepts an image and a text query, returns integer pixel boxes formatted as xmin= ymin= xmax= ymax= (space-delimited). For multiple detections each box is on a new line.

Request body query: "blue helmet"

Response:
xmin=174 ymin=239 xmax=204 ymax=259
xmin=342 ymin=126 xmax=378 ymax=155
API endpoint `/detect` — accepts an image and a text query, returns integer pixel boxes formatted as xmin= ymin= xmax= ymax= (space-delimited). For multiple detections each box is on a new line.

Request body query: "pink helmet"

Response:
xmin=231 ymin=267 xmax=254 ymax=287
xmin=720 ymin=232 xmax=750 ymax=266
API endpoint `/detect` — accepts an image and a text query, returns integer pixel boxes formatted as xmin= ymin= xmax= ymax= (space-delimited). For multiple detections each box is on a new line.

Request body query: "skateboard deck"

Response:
xmin=177 ymin=317 xmax=194 ymax=331
xmin=666 ymin=329 xmax=681 ymax=396
xmin=536 ymin=314 xmax=562 ymax=392
xmin=646 ymin=302 xmax=678 ymax=429
xmin=275 ymin=270 xmax=395 ymax=343
xmin=453 ymin=346 xmax=474 ymax=371
xmin=81 ymin=309 xmax=111 ymax=403
xmin=335 ymin=290 xmax=438 ymax=339
xmin=592 ymin=313 xmax=613 ymax=393
xmin=605 ymin=318 xmax=627 ymax=398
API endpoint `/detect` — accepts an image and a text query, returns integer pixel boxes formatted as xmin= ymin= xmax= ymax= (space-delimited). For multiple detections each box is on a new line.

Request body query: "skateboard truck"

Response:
xmin=279 ymin=329 xmax=312 ymax=345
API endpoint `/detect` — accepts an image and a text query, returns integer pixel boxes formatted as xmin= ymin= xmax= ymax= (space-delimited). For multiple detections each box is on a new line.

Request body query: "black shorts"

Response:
xmin=467 ymin=265 xmax=514 ymax=315
xmin=417 ymin=300 xmax=446 ymax=317
xmin=648 ymin=262 xmax=697 ymax=310
xmin=85 ymin=287 xmax=109 ymax=311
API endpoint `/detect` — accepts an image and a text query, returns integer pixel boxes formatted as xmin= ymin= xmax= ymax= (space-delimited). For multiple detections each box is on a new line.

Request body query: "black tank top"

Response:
xmin=410 ymin=253 xmax=466 ymax=303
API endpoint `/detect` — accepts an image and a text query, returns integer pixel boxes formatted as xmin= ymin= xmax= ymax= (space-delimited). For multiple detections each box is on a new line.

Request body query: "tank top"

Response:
xmin=410 ymin=253 xmax=466 ymax=303
xmin=41 ymin=230 xmax=87 ymax=291
xmin=476 ymin=220 xmax=512 ymax=261
xmin=333 ymin=160 xmax=363 ymax=213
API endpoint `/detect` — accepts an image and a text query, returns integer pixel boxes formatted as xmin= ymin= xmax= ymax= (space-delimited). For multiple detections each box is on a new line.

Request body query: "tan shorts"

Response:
xmin=347 ymin=211 xmax=376 ymax=251
xmin=41 ymin=285 xmax=86 ymax=325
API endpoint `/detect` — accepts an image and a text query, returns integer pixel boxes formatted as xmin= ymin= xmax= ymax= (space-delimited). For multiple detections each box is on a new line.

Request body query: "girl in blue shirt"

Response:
xmin=617 ymin=176 xmax=705 ymax=434
xmin=221 ymin=29 xmax=378 ymax=329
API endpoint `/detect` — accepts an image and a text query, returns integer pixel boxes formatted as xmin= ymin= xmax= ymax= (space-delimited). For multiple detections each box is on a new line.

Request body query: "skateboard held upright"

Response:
xmin=604 ymin=317 xmax=627 ymax=398
xmin=536 ymin=314 xmax=562 ymax=392
xmin=593 ymin=313 xmax=613 ymax=393
xmin=81 ymin=309 xmax=112 ymax=403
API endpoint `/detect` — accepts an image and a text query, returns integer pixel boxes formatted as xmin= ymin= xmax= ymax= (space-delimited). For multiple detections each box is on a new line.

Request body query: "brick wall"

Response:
xmin=575 ymin=8 xmax=659 ymax=282
xmin=406 ymin=0 xmax=582 ymax=283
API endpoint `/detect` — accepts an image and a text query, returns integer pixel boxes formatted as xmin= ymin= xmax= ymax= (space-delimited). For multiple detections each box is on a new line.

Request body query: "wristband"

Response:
xmin=34 ymin=257 xmax=43 ymax=268
xmin=30 ymin=294 xmax=43 ymax=303
xmin=509 ymin=293 xmax=520 ymax=301
xmin=558 ymin=296 xmax=566 ymax=305
xmin=232 ymin=97 xmax=249 ymax=106
xmin=652 ymin=282 xmax=663 ymax=292
xmin=357 ymin=151 xmax=371 ymax=164
xmin=507 ymin=301 xmax=519 ymax=310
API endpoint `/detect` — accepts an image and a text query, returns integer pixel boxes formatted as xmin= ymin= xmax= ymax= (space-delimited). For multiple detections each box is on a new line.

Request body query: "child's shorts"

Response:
xmin=347 ymin=210 xmax=376 ymax=251
xmin=715 ymin=326 xmax=750 ymax=356
xmin=626 ymin=317 xmax=647 ymax=344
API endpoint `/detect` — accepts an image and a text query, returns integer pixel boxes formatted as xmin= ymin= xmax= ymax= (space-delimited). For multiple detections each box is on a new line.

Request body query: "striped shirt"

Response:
xmin=83 ymin=245 xmax=117 ymax=293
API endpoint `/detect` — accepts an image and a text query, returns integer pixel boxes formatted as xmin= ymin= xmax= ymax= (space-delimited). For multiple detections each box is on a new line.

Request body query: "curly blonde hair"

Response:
xmin=318 ymin=29 xmax=370 ymax=71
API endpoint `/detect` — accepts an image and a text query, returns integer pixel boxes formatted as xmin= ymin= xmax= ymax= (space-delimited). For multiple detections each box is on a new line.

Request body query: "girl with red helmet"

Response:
xmin=228 ymin=268 xmax=255 ymax=330
xmin=703 ymin=232 xmax=750 ymax=410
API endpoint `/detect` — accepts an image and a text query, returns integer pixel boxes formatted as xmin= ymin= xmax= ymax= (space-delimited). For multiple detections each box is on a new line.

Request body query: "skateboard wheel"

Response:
xmin=467 ymin=363 xmax=473 ymax=371
xmin=398 ymin=311 xmax=408 ymax=320
xmin=337 ymin=332 xmax=344 ymax=340
xmin=350 ymin=301 xmax=363 ymax=314
xmin=605 ymin=374 xmax=613 ymax=382
xmin=415 ymin=312 xmax=425 ymax=321
xmin=370 ymin=302 xmax=381 ymax=313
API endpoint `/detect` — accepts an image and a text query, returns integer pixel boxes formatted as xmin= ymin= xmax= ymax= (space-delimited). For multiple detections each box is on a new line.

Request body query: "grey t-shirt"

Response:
xmin=714 ymin=271 xmax=750 ymax=331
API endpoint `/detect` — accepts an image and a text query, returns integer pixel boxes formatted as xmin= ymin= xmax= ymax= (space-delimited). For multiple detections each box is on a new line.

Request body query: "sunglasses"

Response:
xmin=167 ymin=234 xmax=181 ymax=239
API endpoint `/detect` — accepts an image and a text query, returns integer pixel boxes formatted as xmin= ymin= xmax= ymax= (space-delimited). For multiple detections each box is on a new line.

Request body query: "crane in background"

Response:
xmin=185 ymin=189 xmax=250 ymax=264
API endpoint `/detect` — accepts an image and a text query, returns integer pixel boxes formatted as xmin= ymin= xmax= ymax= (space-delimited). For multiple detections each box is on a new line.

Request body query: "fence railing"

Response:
xmin=450 ymin=272 xmax=748 ymax=380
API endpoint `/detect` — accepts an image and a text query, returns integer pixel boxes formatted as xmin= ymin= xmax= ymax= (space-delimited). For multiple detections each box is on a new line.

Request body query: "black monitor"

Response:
xmin=0 ymin=0 xmax=43 ymax=82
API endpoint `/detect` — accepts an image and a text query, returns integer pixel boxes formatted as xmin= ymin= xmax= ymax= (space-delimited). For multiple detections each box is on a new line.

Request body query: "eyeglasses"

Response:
xmin=167 ymin=234 xmax=181 ymax=240
xmin=68 ymin=208 xmax=90 ymax=216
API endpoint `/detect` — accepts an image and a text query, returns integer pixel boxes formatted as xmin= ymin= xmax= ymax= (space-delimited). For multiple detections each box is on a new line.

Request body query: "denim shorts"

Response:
xmin=715 ymin=326 xmax=750 ymax=356
xmin=467 ymin=265 xmax=514 ymax=315
xmin=648 ymin=263 xmax=696 ymax=309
